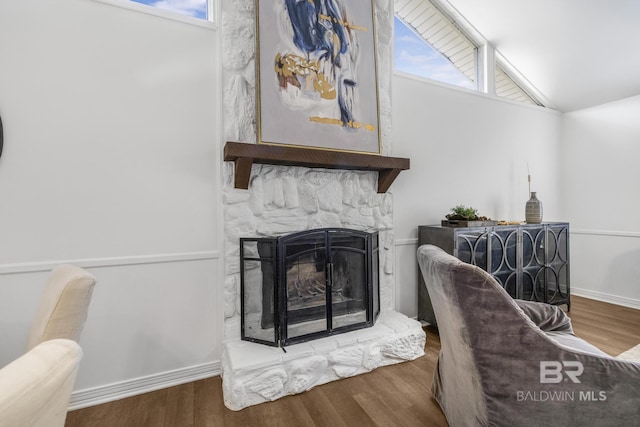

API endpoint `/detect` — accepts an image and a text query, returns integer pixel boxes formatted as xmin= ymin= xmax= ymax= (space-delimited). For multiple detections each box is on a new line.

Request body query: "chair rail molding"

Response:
xmin=0 ymin=251 xmax=220 ymax=276
xmin=571 ymin=228 xmax=640 ymax=239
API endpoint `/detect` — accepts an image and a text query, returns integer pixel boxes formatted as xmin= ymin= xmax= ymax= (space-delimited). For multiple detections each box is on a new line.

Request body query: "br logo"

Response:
xmin=540 ymin=361 xmax=584 ymax=383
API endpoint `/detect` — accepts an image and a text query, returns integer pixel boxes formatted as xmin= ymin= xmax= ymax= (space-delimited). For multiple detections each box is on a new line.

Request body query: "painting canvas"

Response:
xmin=256 ymin=0 xmax=381 ymax=154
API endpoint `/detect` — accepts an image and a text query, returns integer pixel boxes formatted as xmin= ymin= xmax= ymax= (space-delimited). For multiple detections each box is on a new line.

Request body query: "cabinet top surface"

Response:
xmin=419 ymin=222 xmax=569 ymax=230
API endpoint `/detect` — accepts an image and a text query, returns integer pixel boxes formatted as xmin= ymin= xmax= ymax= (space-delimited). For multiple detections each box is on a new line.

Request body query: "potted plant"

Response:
xmin=442 ymin=205 xmax=497 ymax=227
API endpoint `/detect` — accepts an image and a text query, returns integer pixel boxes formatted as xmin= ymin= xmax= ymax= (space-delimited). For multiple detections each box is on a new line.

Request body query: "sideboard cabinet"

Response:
xmin=418 ymin=222 xmax=570 ymax=327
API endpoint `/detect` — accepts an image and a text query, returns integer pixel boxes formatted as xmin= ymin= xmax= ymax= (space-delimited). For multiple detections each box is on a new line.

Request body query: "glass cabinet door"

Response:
xmin=456 ymin=230 xmax=489 ymax=267
xmin=490 ymin=227 xmax=518 ymax=298
xmin=544 ymin=224 xmax=570 ymax=305
xmin=520 ymin=229 xmax=538 ymax=301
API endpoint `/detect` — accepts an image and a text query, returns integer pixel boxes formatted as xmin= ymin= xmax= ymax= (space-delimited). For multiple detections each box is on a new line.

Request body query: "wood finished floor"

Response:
xmin=65 ymin=296 xmax=640 ymax=427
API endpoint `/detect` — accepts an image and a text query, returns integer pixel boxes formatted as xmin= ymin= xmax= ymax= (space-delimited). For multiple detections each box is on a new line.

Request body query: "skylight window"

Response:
xmin=92 ymin=0 xmax=216 ymax=25
xmin=495 ymin=65 xmax=539 ymax=106
xmin=395 ymin=0 xmax=478 ymax=90
xmin=394 ymin=17 xmax=474 ymax=90
xmin=393 ymin=0 xmax=544 ymax=107
xmin=129 ymin=0 xmax=208 ymax=20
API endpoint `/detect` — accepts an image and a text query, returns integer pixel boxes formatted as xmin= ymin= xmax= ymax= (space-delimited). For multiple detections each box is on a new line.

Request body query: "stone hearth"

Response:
xmin=222 ymin=311 xmax=425 ymax=411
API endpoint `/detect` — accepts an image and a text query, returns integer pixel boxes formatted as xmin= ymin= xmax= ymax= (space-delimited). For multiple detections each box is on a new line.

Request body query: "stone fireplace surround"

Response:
xmin=221 ymin=166 xmax=426 ymax=410
xmin=220 ymin=0 xmax=426 ymax=411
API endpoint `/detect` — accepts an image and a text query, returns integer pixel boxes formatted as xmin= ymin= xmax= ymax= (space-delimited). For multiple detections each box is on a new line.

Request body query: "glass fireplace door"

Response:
xmin=329 ymin=233 xmax=368 ymax=331
xmin=241 ymin=228 xmax=379 ymax=347
xmin=240 ymin=239 xmax=278 ymax=346
xmin=281 ymin=231 xmax=329 ymax=342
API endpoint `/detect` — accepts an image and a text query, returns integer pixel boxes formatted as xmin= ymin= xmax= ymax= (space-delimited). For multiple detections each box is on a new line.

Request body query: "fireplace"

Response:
xmin=240 ymin=228 xmax=380 ymax=347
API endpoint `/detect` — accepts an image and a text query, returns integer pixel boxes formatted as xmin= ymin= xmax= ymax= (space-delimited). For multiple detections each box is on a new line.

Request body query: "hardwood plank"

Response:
xmin=66 ymin=296 xmax=640 ymax=427
xmin=352 ymin=391 xmax=407 ymax=427
xmin=568 ymin=295 xmax=640 ymax=356
xmin=272 ymin=395 xmax=316 ymax=427
xmin=317 ymin=378 xmax=377 ymax=425
xmin=359 ymin=366 xmax=414 ymax=411
xmin=297 ymin=387 xmax=349 ymax=427
xmin=395 ymin=400 xmax=449 ymax=427
xmin=194 ymin=377 xmax=221 ymax=427
xmin=162 ymin=382 xmax=194 ymax=426
xmin=132 ymin=387 xmax=168 ymax=427
xmin=248 ymin=393 xmax=315 ymax=427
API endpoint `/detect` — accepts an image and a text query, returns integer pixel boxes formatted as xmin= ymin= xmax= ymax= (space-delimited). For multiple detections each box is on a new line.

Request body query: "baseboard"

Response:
xmin=68 ymin=361 xmax=222 ymax=410
xmin=571 ymin=288 xmax=640 ymax=311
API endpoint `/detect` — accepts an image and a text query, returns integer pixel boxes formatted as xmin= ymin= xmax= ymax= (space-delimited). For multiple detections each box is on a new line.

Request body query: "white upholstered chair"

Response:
xmin=26 ymin=264 xmax=97 ymax=350
xmin=0 ymin=265 xmax=96 ymax=427
xmin=0 ymin=339 xmax=83 ymax=427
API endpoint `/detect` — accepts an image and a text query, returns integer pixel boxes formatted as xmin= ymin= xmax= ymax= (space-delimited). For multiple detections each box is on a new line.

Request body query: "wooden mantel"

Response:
xmin=224 ymin=142 xmax=410 ymax=193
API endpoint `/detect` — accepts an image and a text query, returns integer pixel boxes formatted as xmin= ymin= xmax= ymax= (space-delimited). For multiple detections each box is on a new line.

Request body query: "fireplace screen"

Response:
xmin=240 ymin=228 xmax=379 ymax=347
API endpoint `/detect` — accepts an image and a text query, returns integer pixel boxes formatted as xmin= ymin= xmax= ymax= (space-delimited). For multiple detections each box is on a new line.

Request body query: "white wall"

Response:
xmin=391 ymin=73 xmax=563 ymax=318
xmin=1 ymin=0 xmax=638 ymax=410
xmin=559 ymin=95 xmax=640 ymax=308
xmin=0 ymin=0 xmax=223 ymax=406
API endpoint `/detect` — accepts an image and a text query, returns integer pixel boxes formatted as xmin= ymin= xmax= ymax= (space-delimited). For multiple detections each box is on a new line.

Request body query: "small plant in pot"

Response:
xmin=442 ymin=205 xmax=496 ymax=227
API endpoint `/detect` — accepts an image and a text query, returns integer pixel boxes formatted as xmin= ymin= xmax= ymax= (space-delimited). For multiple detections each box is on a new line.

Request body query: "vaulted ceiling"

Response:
xmin=444 ymin=0 xmax=640 ymax=112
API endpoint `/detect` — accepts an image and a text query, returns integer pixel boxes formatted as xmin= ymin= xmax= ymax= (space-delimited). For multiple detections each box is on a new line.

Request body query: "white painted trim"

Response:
xmin=571 ymin=229 xmax=640 ymax=239
xmin=398 ymin=230 xmax=640 ymax=244
xmin=0 ymin=251 xmax=220 ymax=275
xmin=69 ymin=361 xmax=222 ymax=410
xmin=571 ymin=288 xmax=640 ymax=311
xmin=393 ymin=71 xmax=560 ymax=114
xmin=395 ymin=237 xmax=419 ymax=246
xmin=91 ymin=0 xmax=218 ymax=30
xmin=429 ymin=0 xmax=485 ymax=46
xmin=482 ymin=44 xmax=496 ymax=96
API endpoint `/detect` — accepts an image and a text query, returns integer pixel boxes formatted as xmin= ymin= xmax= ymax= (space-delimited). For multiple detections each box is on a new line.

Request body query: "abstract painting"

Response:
xmin=256 ymin=0 xmax=381 ymax=154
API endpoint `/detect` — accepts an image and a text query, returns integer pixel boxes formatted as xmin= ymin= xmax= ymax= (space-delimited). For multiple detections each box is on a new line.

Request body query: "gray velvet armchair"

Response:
xmin=417 ymin=244 xmax=640 ymax=427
